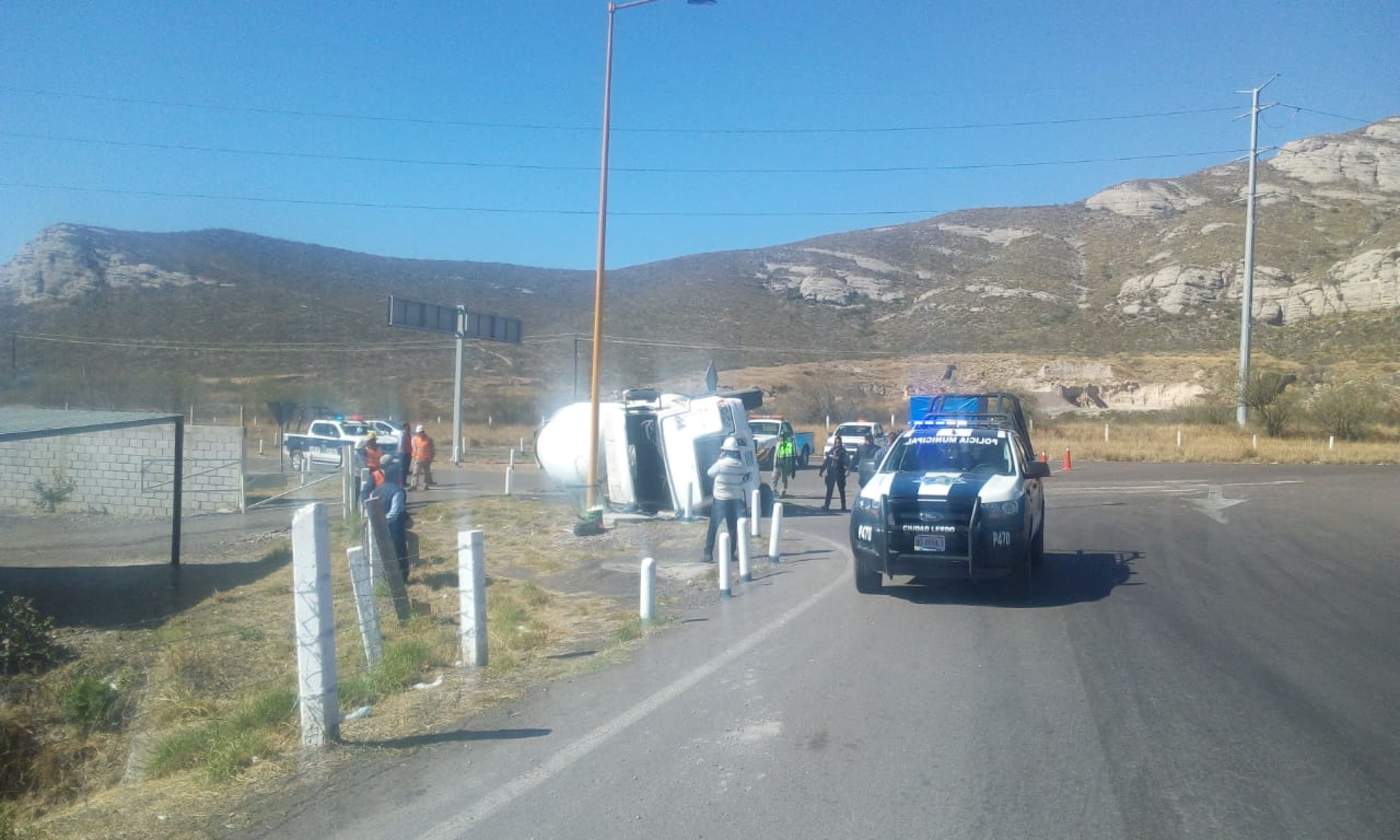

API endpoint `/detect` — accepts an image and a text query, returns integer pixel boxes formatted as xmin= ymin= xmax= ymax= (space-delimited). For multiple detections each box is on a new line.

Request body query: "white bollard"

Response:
xmin=736 ymin=520 xmax=752 ymax=582
xmin=1104 ymin=423 xmax=1110 ymax=443
xmin=346 ymin=545 xmax=382 ymax=668
xmin=1252 ymin=433 xmax=1258 ymax=450
xmin=684 ymin=484 xmax=694 ymax=521
xmin=259 ymin=438 xmax=264 ymax=456
xmin=890 ymin=413 xmax=896 ymax=429
xmin=459 ymin=530 xmax=488 ymax=667
xmin=768 ymin=501 xmax=784 ymax=563
xmin=717 ymin=532 xmax=732 ymax=597
xmin=504 ymin=465 xmax=513 ymax=496
xmin=509 ymin=448 xmax=515 ymax=468
xmin=291 ymin=504 xmax=338 ymax=746
xmin=750 ymin=488 xmax=761 ymax=537
xmin=437 ymin=415 xmax=441 ymax=425
xmin=640 ymin=556 xmax=656 ymax=623
xmin=1328 ymin=435 xmax=1335 ymax=451
xmin=1177 ymin=427 xmax=1182 ymax=449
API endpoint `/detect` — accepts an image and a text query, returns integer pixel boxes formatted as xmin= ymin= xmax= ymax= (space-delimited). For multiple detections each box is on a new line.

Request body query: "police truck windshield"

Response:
xmin=883 ymin=431 xmax=1014 ymax=475
xmin=749 ymin=421 xmax=781 ymax=435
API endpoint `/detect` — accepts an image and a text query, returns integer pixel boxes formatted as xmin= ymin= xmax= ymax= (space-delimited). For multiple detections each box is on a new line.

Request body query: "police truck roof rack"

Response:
xmin=907 ymin=392 xmax=1034 ymax=451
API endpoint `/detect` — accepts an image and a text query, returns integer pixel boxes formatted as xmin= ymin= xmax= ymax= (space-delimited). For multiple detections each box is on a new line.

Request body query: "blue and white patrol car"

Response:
xmin=849 ymin=400 xmax=1049 ymax=596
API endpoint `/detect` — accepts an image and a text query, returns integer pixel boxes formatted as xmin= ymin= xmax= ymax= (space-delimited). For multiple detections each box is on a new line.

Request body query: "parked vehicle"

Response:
xmin=536 ymin=387 xmax=773 ymax=517
xmin=748 ymin=416 xmax=815 ymax=469
xmin=826 ymin=421 xmax=889 ymax=459
xmin=364 ymin=418 xmax=405 ymax=453
xmin=283 ymin=418 xmax=373 ymax=469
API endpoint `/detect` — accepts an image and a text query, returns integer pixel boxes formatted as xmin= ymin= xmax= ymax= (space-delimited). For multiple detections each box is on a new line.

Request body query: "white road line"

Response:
xmin=418 ymin=533 xmax=852 ymax=840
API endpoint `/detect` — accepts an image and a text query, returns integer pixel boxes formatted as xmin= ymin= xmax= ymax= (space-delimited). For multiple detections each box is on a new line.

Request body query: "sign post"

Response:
xmin=386 ymin=296 xmax=522 ymax=466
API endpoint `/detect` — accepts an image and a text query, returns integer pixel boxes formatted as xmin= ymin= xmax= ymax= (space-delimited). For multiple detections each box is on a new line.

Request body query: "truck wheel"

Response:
xmin=1030 ymin=524 xmax=1045 ymax=567
xmin=799 ymin=446 xmax=811 ymax=469
xmin=854 ymin=558 xmax=882 ymax=594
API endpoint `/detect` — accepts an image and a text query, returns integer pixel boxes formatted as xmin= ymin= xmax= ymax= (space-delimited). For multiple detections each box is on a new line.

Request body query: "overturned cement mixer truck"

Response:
xmin=535 ymin=387 xmax=774 ymax=518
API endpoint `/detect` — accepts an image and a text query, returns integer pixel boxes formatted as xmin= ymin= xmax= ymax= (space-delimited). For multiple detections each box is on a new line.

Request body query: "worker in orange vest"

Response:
xmin=409 ymin=424 xmax=436 ymax=491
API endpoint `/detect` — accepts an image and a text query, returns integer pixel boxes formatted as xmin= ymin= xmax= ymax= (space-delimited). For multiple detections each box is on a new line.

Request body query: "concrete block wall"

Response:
xmin=0 ymin=423 xmax=243 ymax=518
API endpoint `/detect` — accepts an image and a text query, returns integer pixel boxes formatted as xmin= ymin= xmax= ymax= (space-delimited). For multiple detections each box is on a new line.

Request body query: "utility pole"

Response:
xmin=452 ymin=307 xmax=466 ymax=464
xmin=1235 ymin=76 xmax=1276 ymax=428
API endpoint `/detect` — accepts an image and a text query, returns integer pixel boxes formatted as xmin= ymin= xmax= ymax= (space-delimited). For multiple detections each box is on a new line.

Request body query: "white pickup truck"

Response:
xmin=284 ymin=419 xmax=373 ymax=469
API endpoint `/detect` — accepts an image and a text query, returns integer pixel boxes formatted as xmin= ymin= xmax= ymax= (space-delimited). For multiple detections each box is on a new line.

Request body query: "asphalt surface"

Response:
xmin=242 ymin=462 xmax=1400 ymax=839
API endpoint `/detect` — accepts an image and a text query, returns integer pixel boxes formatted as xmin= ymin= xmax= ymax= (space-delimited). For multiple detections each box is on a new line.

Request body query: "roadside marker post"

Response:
xmin=1329 ymin=435 xmax=1335 ymax=451
xmin=768 ymin=502 xmax=784 ymax=563
xmin=1104 ymin=423 xmax=1110 ymax=443
xmin=750 ymin=489 xmax=761 ymax=536
xmin=291 ymin=503 xmax=339 ymax=747
xmin=346 ymin=545 xmax=383 ymax=668
xmin=509 ymin=448 xmax=515 ymax=468
xmin=640 ymin=556 xmax=656 ymax=623
xmin=459 ymin=529 xmax=488 ymax=667
xmin=1252 ymin=433 xmax=1258 ymax=450
xmin=717 ymin=533 xmax=732 ymax=597
xmin=504 ymin=465 xmax=514 ymax=496
xmin=1177 ymin=427 xmax=1183 ymax=449
xmin=736 ymin=520 xmax=752 ymax=582
xmin=259 ymin=438 xmax=264 ymax=456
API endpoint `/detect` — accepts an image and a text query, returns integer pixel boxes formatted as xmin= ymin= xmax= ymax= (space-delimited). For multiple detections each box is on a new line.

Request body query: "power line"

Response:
xmin=0 ymin=180 xmax=945 ymax=217
xmin=1275 ymin=103 xmax=1377 ymax=124
xmin=0 ymin=85 xmax=1239 ymax=135
xmin=0 ymin=129 xmax=1248 ymax=175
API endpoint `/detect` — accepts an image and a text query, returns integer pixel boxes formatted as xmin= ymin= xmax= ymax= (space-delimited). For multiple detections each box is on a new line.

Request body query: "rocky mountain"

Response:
xmin=2 ymin=117 xmax=1398 ymax=387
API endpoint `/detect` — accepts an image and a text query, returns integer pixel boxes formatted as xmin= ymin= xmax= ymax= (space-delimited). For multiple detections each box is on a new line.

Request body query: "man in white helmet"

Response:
xmin=703 ymin=436 xmax=749 ymax=564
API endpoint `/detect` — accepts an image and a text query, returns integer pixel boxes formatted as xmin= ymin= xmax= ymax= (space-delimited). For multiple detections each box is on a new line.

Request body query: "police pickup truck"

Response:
xmin=849 ymin=395 xmax=1048 ymax=596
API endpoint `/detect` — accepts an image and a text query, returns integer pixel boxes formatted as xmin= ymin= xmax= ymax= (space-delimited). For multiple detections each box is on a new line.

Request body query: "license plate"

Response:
xmin=914 ymin=534 xmax=945 ymax=552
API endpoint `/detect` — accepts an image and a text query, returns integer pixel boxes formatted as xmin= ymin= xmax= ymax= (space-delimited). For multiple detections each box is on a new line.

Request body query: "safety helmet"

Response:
xmin=720 ymin=435 xmax=741 ymax=452
xmin=414 ymin=424 xmax=425 ymax=433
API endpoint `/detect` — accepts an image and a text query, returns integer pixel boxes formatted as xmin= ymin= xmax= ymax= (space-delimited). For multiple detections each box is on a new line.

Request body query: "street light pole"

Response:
xmin=583 ymin=0 xmax=712 ymax=517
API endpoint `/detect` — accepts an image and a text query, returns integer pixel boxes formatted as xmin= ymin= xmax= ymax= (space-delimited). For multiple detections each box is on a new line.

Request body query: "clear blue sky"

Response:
xmin=1 ymin=0 xmax=1396 ymax=269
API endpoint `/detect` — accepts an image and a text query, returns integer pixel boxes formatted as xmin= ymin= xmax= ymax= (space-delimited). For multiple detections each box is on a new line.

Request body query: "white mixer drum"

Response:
xmin=535 ymin=401 xmax=611 ymax=489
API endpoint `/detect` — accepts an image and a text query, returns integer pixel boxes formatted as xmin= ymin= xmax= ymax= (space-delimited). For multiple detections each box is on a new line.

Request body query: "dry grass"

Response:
xmin=1037 ymin=421 xmax=1400 ymax=465
xmin=4 ymin=496 xmax=663 ymax=839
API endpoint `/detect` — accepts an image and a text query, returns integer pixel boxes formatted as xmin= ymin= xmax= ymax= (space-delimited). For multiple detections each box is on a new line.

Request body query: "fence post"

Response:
xmin=640 ymin=556 xmax=656 ymax=623
xmin=768 ymin=501 xmax=784 ymax=563
xmin=346 ymin=545 xmax=382 ymax=668
xmin=750 ymin=489 xmax=760 ymax=537
xmin=292 ymin=503 xmax=338 ymax=747
xmin=459 ymin=529 xmax=488 ymax=667
xmin=717 ymin=532 xmax=732 ymax=597
xmin=736 ymin=520 xmax=752 ymax=582
xmin=364 ymin=497 xmax=411 ymax=622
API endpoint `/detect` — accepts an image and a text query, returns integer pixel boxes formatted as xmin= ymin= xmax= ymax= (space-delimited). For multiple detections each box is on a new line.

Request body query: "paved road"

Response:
xmin=244 ymin=462 xmax=1400 ymax=839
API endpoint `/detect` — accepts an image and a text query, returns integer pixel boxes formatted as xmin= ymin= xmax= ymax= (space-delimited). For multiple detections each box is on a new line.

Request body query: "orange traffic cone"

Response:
xmin=1062 ymin=448 xmax=1072 ymax=471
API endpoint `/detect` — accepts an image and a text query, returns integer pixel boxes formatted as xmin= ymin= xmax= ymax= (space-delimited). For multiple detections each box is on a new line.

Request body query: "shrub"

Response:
xmin=1244 ymin=370 xmax=1300 ymax=437
xmin=31 ymin=471 xmax=76 ymax=514
xmin=1310 ymin=381 xmax=1381 ymax=441
xmin=0 ymin=594 xmax=62 ymax=675
xmin=59 ymin=675 xmax=122 ymax=731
